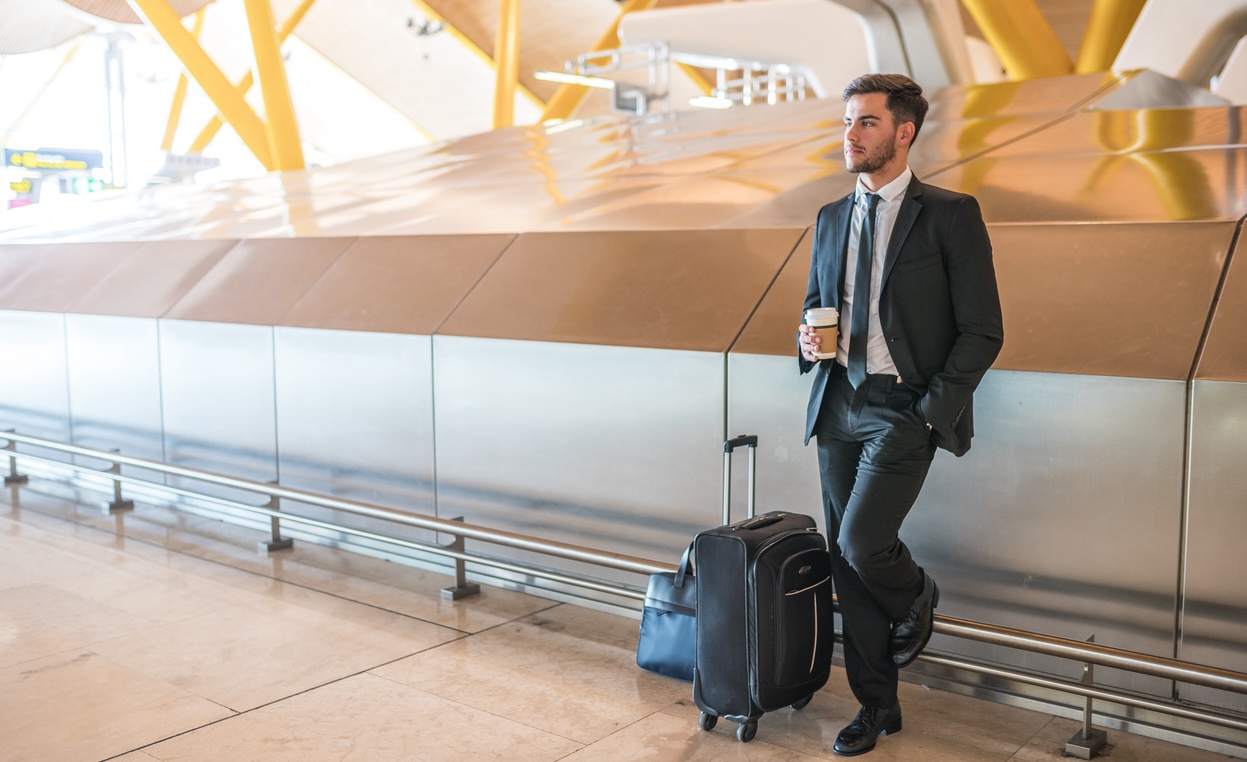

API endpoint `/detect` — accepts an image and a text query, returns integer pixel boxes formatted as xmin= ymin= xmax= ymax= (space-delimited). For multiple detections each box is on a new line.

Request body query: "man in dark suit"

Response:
xmin=797 ymin=73 xmax=1004 ymax=756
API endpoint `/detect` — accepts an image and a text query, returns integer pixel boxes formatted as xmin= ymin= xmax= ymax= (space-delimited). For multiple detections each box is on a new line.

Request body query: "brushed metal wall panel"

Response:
xmin=1179 ymin=380 xmax=1247 ymax=712
xmin=438 ymin=229 xmax=803 ymax=351
xmin=726 ymin=352 xmax=823 ymax=533
xmin=64 ymin=314 xmax=165 ymax=481
xmin=158 ymin=320 xmax=277 ymax=502
xmin=274 ymin=327 xmax=437 ymax=544
xmin=433 ymin=336 xmax=725 ymax=569
xmin=0 ymin=310 xmax=71 ymax=451
xmin=912 ymin=371 xmax=1184 ymax=696
xmin=278 ymin=235 xmax=512 ymax=334
xmin=163 ymin=238 xmax=354 ymax=325
xmin=1197 ymin=233 xmax=1247 ymax=381
xmin=728 ymin=360 xmax=1184 ymax=696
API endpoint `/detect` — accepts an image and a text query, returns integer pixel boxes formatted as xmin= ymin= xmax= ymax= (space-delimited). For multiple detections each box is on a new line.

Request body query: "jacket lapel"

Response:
xmin=880 ymin=178 xmax=923 ymax=290
xmin=831 ymin=192 xmax=854 ymax=308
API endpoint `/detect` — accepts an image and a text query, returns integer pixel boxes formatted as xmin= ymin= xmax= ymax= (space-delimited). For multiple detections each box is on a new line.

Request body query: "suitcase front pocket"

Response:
xmin=767 ymin=548 xmax=832 ymax=689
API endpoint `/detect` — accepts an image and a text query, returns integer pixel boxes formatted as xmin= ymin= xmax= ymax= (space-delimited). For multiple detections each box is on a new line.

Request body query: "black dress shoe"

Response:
xmin=891 ymin=571 xmax=939 ymax=668
xmin=833 ymin=701 xmax=902 ymax=756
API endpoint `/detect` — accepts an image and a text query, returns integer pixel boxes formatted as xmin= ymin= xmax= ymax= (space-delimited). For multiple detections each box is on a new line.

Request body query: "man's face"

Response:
xmin=843 ymin=92 xmax=904 ymax=176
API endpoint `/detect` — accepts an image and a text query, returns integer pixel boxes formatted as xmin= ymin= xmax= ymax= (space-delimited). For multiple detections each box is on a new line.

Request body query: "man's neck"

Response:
xmin=860 ymin=163 xmax=907 ymax=192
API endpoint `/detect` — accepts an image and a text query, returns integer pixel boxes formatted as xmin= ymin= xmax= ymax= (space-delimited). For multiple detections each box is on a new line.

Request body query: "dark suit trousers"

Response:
xmin=814 ymin=363 xmax=937 ymax=709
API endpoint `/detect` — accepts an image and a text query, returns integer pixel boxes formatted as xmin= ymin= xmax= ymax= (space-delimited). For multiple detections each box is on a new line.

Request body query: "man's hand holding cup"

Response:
xmin=801 ymin=307 xmax=839 ymax=363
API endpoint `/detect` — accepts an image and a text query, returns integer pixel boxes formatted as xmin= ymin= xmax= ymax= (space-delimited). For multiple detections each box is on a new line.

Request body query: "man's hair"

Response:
xmin=842 ymin=73 xmax=929 ymax=143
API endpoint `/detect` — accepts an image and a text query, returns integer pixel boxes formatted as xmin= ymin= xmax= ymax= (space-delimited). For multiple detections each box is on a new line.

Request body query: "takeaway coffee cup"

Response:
xmin=804 ymin=307 xmax=839 ymax=360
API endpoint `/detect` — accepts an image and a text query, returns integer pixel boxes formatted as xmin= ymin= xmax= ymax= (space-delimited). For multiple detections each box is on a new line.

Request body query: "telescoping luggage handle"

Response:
xmin=722 ymin=434 xmax=758 ymax=524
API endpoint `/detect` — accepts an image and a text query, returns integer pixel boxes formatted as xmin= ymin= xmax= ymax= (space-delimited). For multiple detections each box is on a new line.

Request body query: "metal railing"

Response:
xmin=3 ymin=428 xmax=1247 ymax=755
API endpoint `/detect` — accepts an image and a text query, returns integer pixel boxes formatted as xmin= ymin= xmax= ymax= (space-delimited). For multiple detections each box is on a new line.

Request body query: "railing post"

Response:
xmin=258 ymin=481 xmax=293 ymax=553
xmin=3 ymin=430 xmax=29 ymax=486
xmin=1066 ymin=634 xmax=1109 ymax=759
xmin=102 ymin=449 xmax=134 ymax=514
xmin=441 ymin=516 xmax=481 ymax=600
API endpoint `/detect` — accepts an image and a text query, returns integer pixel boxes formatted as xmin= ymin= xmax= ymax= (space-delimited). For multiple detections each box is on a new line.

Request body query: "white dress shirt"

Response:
xmin=837 ymin=167 xmax=913 ymax=377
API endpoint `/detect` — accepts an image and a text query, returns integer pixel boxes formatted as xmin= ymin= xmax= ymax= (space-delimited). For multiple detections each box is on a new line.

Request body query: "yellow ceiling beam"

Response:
xmin=1075 ymin=0 xmax=1147 ymax=74
xmin=160 ymin=7 xmax=205 ymax=153
xmin=540 ymin=0 xmax=658 ymax=123
xmin=493 ymin=0 xmax=521 ymax=128
xmin=962 ymin=0 xmax=1073 ymax=80
xmin=126 ymin=0 xmax=274 ymax=169
xmin=243 ymin=0 xmax=304 ymax=170
xmin=188 ymin=0 xmax=316 ymax=154
xmin=410 ymin=0 xmax=543 ymax=109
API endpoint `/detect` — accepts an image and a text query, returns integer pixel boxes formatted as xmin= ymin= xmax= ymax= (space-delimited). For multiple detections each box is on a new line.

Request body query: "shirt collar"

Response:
xmin=856 ymin=167 xmax=913 ymax=206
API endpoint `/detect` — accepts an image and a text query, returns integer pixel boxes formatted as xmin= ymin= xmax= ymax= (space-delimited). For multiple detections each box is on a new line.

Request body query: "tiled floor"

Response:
xmin=1 ymin=483 xmax=1240 ymax=762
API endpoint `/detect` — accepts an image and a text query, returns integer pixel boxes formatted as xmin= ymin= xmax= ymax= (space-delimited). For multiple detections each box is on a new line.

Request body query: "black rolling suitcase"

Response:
xmin=693 ymin=435 xmax=833 ymax=743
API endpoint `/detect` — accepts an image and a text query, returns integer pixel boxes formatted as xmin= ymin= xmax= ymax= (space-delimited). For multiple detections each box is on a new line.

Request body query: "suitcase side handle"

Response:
xmin=722 ymin=434 xmax=758 ymax=524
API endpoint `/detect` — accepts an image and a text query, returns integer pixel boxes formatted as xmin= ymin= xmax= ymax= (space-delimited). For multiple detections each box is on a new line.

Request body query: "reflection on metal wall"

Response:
xmin=1183 ymin=380 xmax=1247 ymax=713
xmin=912 ymin=371 xmax=1183 ymax=698
xmin=274 ymin=327 xmax=439 ymax=547
xmin=65 ymin=314 xmax=165 ymax=482
xmin=157 ymin=320 xmax=278 ymax=503
xmin=0 ymin=310 xmax=71 ymax=451
xmin=1182 ymin=223 xmax=1247 ymax=713
xmin=2 ymin=71 xmax=1247 ymax=729
xmin=433 ymin=336 xmax=725 ymax=571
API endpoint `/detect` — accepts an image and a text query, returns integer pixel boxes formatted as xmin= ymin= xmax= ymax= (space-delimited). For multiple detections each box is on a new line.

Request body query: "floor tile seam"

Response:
xmin=6 ymin=498 xmax=481 ymax=637
xmin=547 ymin=711 xmax=658 ymax=761
xmin=99 ymin=654 xmax=481 ymax=761
xmin=80 ymin=645 xmax=241 ymax=762
xmin=1004 ymin=715 xmax=1063 ymax=760
xmin=462 ymin=600 xmax=567 ymax=636
xmin=360 ymin=666 xmax=594 ymax=750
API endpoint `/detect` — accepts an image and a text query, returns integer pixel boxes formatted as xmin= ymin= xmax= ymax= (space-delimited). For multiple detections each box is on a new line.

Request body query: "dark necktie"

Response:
xmin=847 ymin=192 xmax=880 ymax=388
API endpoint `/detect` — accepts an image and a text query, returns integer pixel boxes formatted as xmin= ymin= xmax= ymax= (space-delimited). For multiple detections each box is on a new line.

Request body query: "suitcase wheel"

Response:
xmin=791 ymin=694 xmax=813 ymax=711
xmin=736 ymin=720 xmax=757 ymax=743
xmin=698 ymin=712 xmax=718 ymax=731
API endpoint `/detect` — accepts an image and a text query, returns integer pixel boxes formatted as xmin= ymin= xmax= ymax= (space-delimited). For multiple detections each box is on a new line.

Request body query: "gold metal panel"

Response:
xmin=70 ymin=240 xmax=236 ymax=318
xmin=928 ymin=72 xmax=1123 ymax=120
xmin=0 ymin=242 xmax=138 ymax=312
xmin=985 ymin=106 xmax=1247 ymax=159
xmin=931 ymin=148 xmax=1247 ymax=223
xmin=0 ymin=245 xmax=50 ymax=302
xmin=163 ymin=237 xmax=353 ymax=325
xmin=437 ymin=228 xmax=804 ymax=351
xmin=279 ymin=234 xmax=514 ymax=334
xmin=736 ymin=221 xmax=1232 ymax=379
xmin=990 ymin=222 xmax=1233 ymax=379
xmin=1196 ymin=236 xmax=1247 ymax=381
xmin=731 ymin=228 xmax=811 ymax=356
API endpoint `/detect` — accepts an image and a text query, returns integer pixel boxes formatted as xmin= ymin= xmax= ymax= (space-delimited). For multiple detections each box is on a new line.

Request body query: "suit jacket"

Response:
xmin=800 ymin=177 xmax=1004 ymax=456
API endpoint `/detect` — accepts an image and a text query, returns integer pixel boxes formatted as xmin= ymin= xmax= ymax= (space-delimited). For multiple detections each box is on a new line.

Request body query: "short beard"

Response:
xmin=846 ymin=135 xmax=897 ymax=175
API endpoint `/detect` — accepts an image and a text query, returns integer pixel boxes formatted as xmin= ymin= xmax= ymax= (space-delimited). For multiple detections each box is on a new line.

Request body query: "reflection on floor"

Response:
xmin=1 ymin=484 xmax=1239 ymax=762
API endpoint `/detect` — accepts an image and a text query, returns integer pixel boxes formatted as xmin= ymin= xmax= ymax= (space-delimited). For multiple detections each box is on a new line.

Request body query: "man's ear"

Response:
xmin=897 ymin=121 xmax=916 ymax=147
